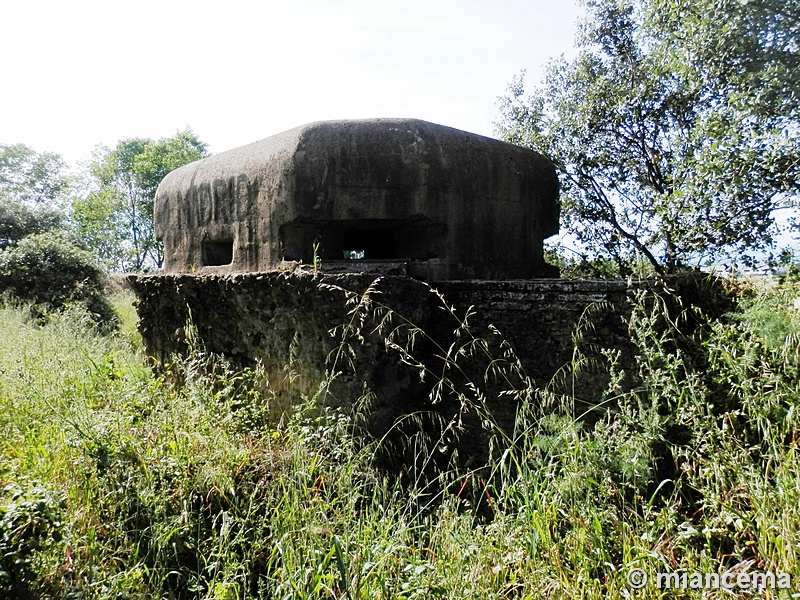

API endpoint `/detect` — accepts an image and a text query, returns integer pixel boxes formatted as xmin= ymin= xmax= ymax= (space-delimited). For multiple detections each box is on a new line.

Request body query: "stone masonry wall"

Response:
xmin=129 ymin=272 xmax=641 ymax=466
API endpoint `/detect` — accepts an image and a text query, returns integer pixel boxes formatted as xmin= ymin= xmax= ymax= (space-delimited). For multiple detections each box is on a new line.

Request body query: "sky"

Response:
xmin=0 ymin=0 xmax=582 ymax=165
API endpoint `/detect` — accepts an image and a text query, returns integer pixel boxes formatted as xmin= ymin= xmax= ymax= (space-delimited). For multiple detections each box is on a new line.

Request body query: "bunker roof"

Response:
xmin=155 ymin=118 xmax=559 ymax=279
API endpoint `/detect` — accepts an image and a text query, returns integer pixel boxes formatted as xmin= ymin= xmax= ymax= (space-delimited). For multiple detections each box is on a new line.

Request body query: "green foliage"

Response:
xmin=76 ymin=129 xmax=208 ymax=272
xmin=0 ymin=143 xmax=70 ymax=250
xmin=0 ymin=197 xmax=64 ymax=250
xmin=0 ymin=143 xmax=68 ymax=206
xmin=0 ymin=231 xmax=116 ymax=327
xmin=545 ymin=248 xmax=661 ymax=279
xmin=0 ymin=142 xmax=119 ymax=328
xmin=645 ymin=0 xmax=800 ymax=122
xmin=496 ymin=0 xmax=798 ymax=273
xmin=1 ymin=280 xmax=799 ymax=597
xmin=70 ymin=186 xmax=131 ymax=272
xmin=131 ymin=129 xmax=209 ymax=200
xmin=728 ymin=280 xmax=800 ymax=350
xmin=644 ymin=0 xmax=800 ymax=230
xmin=0 ymin=484 xmax=65 ymax=600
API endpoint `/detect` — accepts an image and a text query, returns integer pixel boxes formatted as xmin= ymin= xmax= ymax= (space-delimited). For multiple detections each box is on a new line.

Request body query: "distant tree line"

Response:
xmin=0 ymin=130 xmax=207 ymax=324
xmin=73 ymin=129 xmax=208 ymax=272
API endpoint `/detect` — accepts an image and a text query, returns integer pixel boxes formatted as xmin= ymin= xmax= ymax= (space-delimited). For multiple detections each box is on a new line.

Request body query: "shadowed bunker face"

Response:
xmin=280 ymin=219 xmax=447 ymax=262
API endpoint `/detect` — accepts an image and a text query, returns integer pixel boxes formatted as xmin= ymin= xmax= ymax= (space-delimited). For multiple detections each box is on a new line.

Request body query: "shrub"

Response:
xmin=0 ymin=231 xmax=117 ymax=328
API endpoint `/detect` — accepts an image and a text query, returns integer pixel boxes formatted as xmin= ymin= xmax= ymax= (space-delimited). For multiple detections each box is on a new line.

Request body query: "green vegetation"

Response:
xmin=1 ymin=278 xmax=798 ymax=598
xmin=73 ymin=129 xmax=208 ymax=272
xmin=496 ymin=0 xmax=799 ymax=273
xmin=0 ymin=143 xmax=70 ymax=254
xmin=0 ymin=131 xmax=208 ymax=335
xmin=0 ymin=144 xmax=69 ymax=208
xmin=0 ymin=145 xmax=119 ymax=328
xmin=1 ymin=132 xmax=208 ymax=278
xmin=0 ymin=198 xmax=64 ymax=251
xmin=0 ymin=232 xmax=116 ymax=328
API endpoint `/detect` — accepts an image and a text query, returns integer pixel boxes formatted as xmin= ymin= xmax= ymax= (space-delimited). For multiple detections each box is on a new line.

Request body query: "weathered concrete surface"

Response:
xmin=155 ymin=119 xmax=559 ymax=280
xmin=128 ymin=272 xmax=639 ymax=466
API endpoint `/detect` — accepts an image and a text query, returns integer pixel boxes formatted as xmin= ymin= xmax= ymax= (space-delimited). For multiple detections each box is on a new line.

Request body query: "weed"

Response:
xmin=0 ymin=278 xmax=798 ymax=598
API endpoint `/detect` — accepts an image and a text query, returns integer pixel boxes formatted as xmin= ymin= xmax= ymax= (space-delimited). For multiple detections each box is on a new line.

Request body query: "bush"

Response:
xmin=0 ymin=231 xmax=117 ymax=328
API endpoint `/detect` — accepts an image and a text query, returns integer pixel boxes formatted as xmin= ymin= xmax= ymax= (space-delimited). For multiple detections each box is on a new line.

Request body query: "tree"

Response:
xmin=70 ymin=185 xmax=130 ymax=271
xmin=496 ymin=0 xmax=799 ymax=273
xmin=91 ymin=139 xmax=151 ymax=271
xmin=0 ymin=144 xmax=69 ymax=250
xmin=0 ymin=198 xmax=64 ymax=250
xmin=78 ymin=129 xmax=208 ymax=272
xmin=0 ymin=144 xmax=69 ymax=207
xmin=0 ymin=145 xmax=118 ymax=326
xmin=646 ymin=0 xmax=799 ymax=121
xmin=644 ymin=0 xmax=800 ymax=199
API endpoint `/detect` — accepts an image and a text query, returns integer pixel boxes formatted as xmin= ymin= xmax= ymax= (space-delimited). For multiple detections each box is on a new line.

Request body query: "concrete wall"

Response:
xmin=154 ymin=120 xmax=560 ymax=280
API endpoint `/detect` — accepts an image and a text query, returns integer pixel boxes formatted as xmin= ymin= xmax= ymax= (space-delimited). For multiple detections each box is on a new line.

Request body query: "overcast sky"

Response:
xmin=1 ymin=0 xmax=581 ymax=164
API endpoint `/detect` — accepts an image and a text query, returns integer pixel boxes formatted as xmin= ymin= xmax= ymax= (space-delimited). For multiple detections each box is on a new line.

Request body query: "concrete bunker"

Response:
xmin=133 ymin=120 xmax=729 ymax=472
xmin=135 ymin=119 xmax=602 ymax=467
xmin=155 ymin=118 xmax=560 ymax=279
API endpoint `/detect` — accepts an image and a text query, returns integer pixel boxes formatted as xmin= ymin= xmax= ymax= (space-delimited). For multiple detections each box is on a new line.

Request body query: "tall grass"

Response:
xmin=1 ymin=279 xmax=799 ymax=598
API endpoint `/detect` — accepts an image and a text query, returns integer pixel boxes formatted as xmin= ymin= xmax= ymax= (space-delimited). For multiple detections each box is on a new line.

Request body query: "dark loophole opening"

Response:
xmin=202 ymin=240 xmax=234 ymax=266
xmin=342 ymin=228 xmax=397 ymax=260
xmin=280 ymin=219 xmax=445 ymax=263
